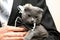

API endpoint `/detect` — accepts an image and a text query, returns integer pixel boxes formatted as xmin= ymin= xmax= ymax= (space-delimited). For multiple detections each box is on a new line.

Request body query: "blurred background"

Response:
xmin=46 ymin=0 xmax=60 ymax=32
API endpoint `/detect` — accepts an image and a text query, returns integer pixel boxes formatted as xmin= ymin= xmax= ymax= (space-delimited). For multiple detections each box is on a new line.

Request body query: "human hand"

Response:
xmin=0 ymin=25 xmax=27 ymax=40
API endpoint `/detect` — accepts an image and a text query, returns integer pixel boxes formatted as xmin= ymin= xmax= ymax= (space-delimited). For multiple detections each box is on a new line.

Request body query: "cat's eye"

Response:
xmin=24 ymin=8 xmax=30 ymax=11
xmin=24 ymin=8 xmax=28 ymax=11
xmin=35 ymin=16 xmax=38 ymax=18
xmin=28 ymin=15 xmax=31 ymax=17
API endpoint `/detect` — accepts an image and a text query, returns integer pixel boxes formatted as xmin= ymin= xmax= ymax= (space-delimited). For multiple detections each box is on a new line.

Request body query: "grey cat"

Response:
xmin=18 ymin=4 xmax=48 ymax=40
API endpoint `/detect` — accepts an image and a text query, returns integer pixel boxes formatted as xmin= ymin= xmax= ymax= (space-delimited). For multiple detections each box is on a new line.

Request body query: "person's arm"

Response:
xmin=46 ymin=0 xmax=60 ymax=32
xmin=0 ymin=25 xmax=27 ymax=40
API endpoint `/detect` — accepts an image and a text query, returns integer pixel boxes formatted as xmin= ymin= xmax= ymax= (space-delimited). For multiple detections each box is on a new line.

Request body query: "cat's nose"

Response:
xmin=31 ymin=20 xmax=33 ymax=22
xmin=31 ymin=20 xmax=34 ymax=23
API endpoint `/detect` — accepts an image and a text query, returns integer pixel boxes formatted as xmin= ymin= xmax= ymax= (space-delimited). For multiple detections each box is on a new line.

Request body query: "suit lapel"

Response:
xmin=8 ymin=0 xmax=22 ymax=26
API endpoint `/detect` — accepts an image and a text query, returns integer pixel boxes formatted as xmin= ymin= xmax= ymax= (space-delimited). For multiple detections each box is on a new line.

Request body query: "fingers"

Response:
xmin=1 ymin=37 xmax=24 ymax=40
xmin=0 ymin=32 xmax=27 ymax=40
xmin=0 ymin=26 xmax=26 ymax=34
xmin=7 ymin=26 xmax=25 ymax=32
xmin=0 ymin=26 xmax=27 ymax=40
xmin=3 ymin=32 xmax=27 ymax=37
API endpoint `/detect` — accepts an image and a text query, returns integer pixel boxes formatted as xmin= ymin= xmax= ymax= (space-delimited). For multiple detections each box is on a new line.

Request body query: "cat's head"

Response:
xmin=18 ymin=4 xmax=43 ymax=24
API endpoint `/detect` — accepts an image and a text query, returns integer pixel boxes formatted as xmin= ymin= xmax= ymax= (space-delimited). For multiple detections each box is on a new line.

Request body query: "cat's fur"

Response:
xmin=18 ymin=4 xmax=48 ymax=40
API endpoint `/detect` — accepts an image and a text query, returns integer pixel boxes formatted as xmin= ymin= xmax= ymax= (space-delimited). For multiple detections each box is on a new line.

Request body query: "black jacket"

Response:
xmin=0 ymin=23 xmax=1 ymax=27
xmin=1 ymin=0 xmax=60 ymax=40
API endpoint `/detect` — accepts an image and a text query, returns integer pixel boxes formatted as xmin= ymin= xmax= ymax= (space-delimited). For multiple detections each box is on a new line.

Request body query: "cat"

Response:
xmin=17 ymin=4 xmax=48 ymax=40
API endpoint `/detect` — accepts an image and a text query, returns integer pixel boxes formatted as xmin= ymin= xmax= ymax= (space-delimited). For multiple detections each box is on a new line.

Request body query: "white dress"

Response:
xmin=0 ymin=0 xmax=13 ymax=25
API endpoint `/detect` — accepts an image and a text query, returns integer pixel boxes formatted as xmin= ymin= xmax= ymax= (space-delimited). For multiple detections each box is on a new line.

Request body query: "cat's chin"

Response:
xmin=25 ymin=22 xmax=33 ymax=26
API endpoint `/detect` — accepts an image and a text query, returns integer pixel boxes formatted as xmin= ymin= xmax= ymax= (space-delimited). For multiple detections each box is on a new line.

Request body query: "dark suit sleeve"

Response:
xmin=36 ymin=0 xmax=60 ymax=40
xmin=35 ymin=0 xmax=56 ymax=30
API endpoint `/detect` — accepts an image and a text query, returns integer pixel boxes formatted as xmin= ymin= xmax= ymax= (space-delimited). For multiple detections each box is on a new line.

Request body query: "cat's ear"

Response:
xmin=37 ymin=8 xmax=44 ymax=14
xmin=17 ymin=5 xmax=24 ymax=13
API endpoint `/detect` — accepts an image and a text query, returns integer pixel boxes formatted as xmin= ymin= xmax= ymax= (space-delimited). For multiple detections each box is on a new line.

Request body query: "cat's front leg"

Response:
xmin=24 ymin=30 xmax=35 ymax=40
xmin=32 ymin=24 xmax=48 ymax=40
